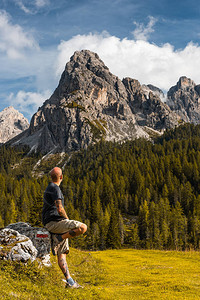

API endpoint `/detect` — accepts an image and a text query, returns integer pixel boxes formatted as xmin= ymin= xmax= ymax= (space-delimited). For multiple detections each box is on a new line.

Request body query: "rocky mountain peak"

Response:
xmin=50 ymin=50 xmax=115 ymax=103
xmin=0 ymin=106 xmax=29 ymax=143
xmin=70 ymin=50 xmax=107 ymax=72
xmin=9 ymin=50 xmax=181 ymax=154
xmin=122 ymin=78 xmax=141 ymax=94
xmin=167 ymin=76 xmax=200 ymax=123
xmin=177 ymin=76 xmax=195 ymax=89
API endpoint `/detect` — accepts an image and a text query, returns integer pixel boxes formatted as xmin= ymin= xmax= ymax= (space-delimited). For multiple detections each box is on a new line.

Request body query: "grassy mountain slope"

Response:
xmin=1 ymin=248 xmax=200 ymax=299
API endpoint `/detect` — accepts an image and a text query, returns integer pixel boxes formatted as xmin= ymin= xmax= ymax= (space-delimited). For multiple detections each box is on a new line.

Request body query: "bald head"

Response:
xmin=50 ymin=167 xmax=63 ymax=183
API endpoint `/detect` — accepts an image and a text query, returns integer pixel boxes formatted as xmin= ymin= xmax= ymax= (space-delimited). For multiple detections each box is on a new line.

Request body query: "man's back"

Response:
xmin=42 ymin=182 xmax=65 ymax=226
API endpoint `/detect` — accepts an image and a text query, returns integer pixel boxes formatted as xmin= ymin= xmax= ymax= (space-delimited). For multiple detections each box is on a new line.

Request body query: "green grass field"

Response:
xmin=1 ymin=248 xmax=200 ymax=299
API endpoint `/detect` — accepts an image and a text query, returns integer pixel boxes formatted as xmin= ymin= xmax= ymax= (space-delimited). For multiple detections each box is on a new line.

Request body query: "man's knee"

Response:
xmin=79 ymin=223 xmax=87 ymax=234
xmin=57 ymin=253 xmax=66 ymax=261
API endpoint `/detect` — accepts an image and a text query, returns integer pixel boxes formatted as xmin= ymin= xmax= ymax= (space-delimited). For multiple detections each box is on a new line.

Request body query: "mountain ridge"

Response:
xmin=5 ymin=50 xmax=200 ymax=153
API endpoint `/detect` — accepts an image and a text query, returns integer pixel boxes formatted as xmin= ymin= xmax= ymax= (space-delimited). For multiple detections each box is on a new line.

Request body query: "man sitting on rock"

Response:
xmin=42 ymin=167 xmax=87 ymax=288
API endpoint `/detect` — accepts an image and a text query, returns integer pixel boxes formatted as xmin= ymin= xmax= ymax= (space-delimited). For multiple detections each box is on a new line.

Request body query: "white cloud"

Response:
xmin=15 ymin=0 xmax=50 ymax=13
xmin=132 ymin=16 xmax=157 ymax=41
xmin=35 ymin=0 xmax=49 ymax=8
xmin=55 ymin=32 xmax=200 ymax=91
xmin=7 ymin=90 xmax=51 ymax=117
xmin=15 ymin=0 xmax=31 ymax=14
xmin=0 ymin=10 xmax=38 ymax=59
xmin=3 ymin=26 xmax=200 ymax=119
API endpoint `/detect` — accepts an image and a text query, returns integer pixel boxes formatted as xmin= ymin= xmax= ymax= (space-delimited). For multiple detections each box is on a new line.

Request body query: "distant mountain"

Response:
xmin=8 ymin=50 xmax=200 ymax=154
xmin=0 ymin=106 xmax=29 ymax=143
xmin=167 ymin=76 xmax=200 ymax=123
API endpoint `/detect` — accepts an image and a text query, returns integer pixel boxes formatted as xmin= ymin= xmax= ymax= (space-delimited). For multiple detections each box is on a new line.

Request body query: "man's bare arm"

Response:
xmin=55 ymin=200 xmax=69 ymax=219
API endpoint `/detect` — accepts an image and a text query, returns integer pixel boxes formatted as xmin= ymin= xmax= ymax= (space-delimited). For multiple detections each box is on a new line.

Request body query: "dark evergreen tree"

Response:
xmin=106 ymin=204 xmax=121 ymax=249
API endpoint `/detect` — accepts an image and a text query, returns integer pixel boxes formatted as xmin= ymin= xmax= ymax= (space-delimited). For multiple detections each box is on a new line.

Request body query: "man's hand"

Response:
xmin=55 ymin=200 xmax=69 ymax=219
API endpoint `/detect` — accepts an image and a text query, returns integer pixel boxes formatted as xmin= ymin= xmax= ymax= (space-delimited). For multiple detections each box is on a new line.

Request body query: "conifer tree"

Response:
xmin=129 ymin=223 xmax=140 ymax=248
xmin=138 ymin=200 xmax=150 ymax=247
xmin=91 ymin=222 xmax=100 ymax=250
xmin=106 ymin=205 xmax=121 ymax=249
xmin=4 ymin=195 xmax=17 ymax=226
xmin=190 ymin=216 xmax=200 ymax=249
xmin=149 ymin=201 xmax=161 ymax=248
xmin=170 ymin=201 xmax=187 ymax=250
xmin=159 ymin=198 xmax=171 ymax=248
xmin=91 ymin=186 xmax=101 ymax=223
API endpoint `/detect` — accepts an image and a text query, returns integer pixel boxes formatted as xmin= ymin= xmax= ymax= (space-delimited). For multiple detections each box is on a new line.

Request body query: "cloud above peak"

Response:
xmin=132 ymin=16 xmax=157 ymax=41
xmin=0 ymin=10 xmax=38 ymax=58
xmin=55 ymin=32 xmax=200 ymax=91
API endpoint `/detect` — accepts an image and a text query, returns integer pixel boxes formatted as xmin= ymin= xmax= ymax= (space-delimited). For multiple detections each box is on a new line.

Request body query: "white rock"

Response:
xmin=0 ymin=228 xmax=37 ymax=263
xmin=0 ymin=106 xmax=29 ymax=143
xmin=6 ymin=222 xmax=51 ymax=264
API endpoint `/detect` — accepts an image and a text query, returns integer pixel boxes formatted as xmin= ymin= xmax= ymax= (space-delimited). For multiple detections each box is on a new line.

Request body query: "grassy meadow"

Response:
xmin=1 ymin=248 xmax=200 ymax=299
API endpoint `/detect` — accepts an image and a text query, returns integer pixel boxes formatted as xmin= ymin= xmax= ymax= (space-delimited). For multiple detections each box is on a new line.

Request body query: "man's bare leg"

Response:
xmin=61 ymin=223 xmax=87 ymax=240
xmin=57 ymin=253 xmax=70 ymax=279
xmin=58 ymin=253 xmax=82 ymax=288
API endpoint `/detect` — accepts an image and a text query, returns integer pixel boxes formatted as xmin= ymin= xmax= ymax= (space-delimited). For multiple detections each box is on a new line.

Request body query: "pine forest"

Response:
xmin=1 ymin=123 xmax=200 ymax=251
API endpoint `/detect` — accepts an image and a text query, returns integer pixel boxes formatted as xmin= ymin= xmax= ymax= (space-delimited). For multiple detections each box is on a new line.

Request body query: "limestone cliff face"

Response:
xmin=0 ymin=106 xmax=29 ymax=143
xmin=25 ymin=50 xmax=148 ymax=153
xmin=9 ymin=50 xmax=180 ymax=154
xmin=167 ymin=76 xmax=200 ymax=123
xmin=123 ymin=78 xmax=179 ymax=130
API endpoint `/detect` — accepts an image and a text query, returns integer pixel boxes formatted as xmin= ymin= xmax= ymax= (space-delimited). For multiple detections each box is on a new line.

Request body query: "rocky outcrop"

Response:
xmin=0 ymin=106 xmax=29 ymax=143
xmin=0 ymin=228 xmax=37 ymax=263
xmin=167 ymin=76 xmax=200 ymax=123
xmin=0 ymin=223 xmax=51 ymax=266
xmin=6 ymin=222 xmax=51 ymax=265
xmin=9 ymin=50 xmax=181 ymax=153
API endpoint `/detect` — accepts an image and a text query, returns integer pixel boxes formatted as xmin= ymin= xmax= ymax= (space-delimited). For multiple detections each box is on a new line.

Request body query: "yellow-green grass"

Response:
xmin=1 ymin=248 xmax=200 ymax=299
xmin=92 ymin=249 xmax=200 ymax=300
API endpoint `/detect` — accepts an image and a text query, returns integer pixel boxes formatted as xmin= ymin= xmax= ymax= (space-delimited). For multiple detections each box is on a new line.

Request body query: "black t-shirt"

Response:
xmin=42 ymin=182 xmax=65 ymax=226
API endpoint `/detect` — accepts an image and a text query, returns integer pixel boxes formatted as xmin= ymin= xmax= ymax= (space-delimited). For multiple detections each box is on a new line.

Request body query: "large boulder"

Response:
xmin=0 ymin=228 xmax=37 ymax=263
xmin=6 ymin=222 xmax=51 ymax=266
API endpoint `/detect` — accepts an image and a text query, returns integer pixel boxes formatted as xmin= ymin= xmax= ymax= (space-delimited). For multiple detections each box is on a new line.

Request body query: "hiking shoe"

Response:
xmin=65 ymin=281 xmax=83 ymax=289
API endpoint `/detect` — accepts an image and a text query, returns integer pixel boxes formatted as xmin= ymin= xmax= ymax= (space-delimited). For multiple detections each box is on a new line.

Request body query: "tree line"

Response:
xmin=0 ymin=123 xmax=200 ymax=251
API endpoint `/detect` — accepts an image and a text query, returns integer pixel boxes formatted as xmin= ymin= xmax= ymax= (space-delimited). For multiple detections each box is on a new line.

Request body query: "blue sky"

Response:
xmin=1 ymin=0 xmax=200 ymax=120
